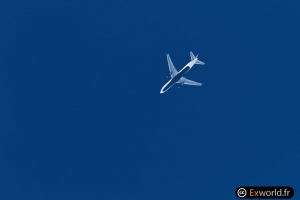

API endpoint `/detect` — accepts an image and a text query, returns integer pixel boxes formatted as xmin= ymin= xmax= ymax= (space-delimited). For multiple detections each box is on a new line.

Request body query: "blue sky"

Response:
xmin=0 ymin=1 xmax=299 ymax=199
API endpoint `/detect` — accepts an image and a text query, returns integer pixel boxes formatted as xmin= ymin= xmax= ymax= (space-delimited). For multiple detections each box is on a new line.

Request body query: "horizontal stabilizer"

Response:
xmin=190 ymin=51 xmax=205 ymax=65
xmin=190 ymin=51 xmax=196 ymax=60
xmin=195 ymin=60 xmax=205 ymax=65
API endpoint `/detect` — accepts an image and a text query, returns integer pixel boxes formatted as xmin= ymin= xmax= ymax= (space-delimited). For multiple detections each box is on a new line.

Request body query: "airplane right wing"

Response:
xmin=183 ymin=78 xmax=202 ymax=86
xmin=167 ymin=54 xmax=178 ymax=78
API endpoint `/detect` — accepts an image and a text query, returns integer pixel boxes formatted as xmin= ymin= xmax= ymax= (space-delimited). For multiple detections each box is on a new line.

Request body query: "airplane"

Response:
xmin=160 ymin=51 xmax=205 ymax=94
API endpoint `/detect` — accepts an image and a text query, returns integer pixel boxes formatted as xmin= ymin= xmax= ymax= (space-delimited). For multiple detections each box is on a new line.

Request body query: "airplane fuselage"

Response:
xmin=160 ymin=59 xmax=197 ymax=93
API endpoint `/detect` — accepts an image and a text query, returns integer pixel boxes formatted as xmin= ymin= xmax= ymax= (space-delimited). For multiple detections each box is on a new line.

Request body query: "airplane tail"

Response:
xmin=190 ymin=51 xmax=205 ymax=65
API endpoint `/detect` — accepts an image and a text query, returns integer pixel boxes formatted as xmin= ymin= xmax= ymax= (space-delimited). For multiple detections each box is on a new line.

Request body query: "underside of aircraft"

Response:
xmin=160 ymin=52 xmax=205 ymax=93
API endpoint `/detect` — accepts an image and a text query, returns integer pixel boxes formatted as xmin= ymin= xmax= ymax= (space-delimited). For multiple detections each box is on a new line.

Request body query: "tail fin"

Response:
xmin=190 ymin=51 xmax=205 ymax=65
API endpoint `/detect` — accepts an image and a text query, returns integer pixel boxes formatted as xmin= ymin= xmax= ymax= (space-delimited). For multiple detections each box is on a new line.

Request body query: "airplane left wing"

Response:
xmin=184 ymin=78 xmax=202 ymax=86
xmin=167 ymin=54 xmax=178 ymax=78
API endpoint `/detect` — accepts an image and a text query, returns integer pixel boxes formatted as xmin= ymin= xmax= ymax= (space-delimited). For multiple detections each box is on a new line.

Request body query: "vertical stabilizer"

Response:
xmin=190 ymin=51 xmax=205 ymax=65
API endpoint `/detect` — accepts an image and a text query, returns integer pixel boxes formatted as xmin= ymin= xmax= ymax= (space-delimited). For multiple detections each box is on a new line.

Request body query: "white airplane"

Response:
xmin=160 ymin=51 xmax=205 ymax=94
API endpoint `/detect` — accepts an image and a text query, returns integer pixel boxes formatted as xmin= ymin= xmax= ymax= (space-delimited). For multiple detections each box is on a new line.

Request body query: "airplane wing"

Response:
xmin=183 ymin=78 xmax=202 ymax=86
xmin=167 ymin=54 xmax=178 ymax=78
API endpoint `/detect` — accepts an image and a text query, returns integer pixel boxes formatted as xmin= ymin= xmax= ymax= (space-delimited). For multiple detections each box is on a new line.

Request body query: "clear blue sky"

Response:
xmin=0 ymin=1 xmax=299 ymax=199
